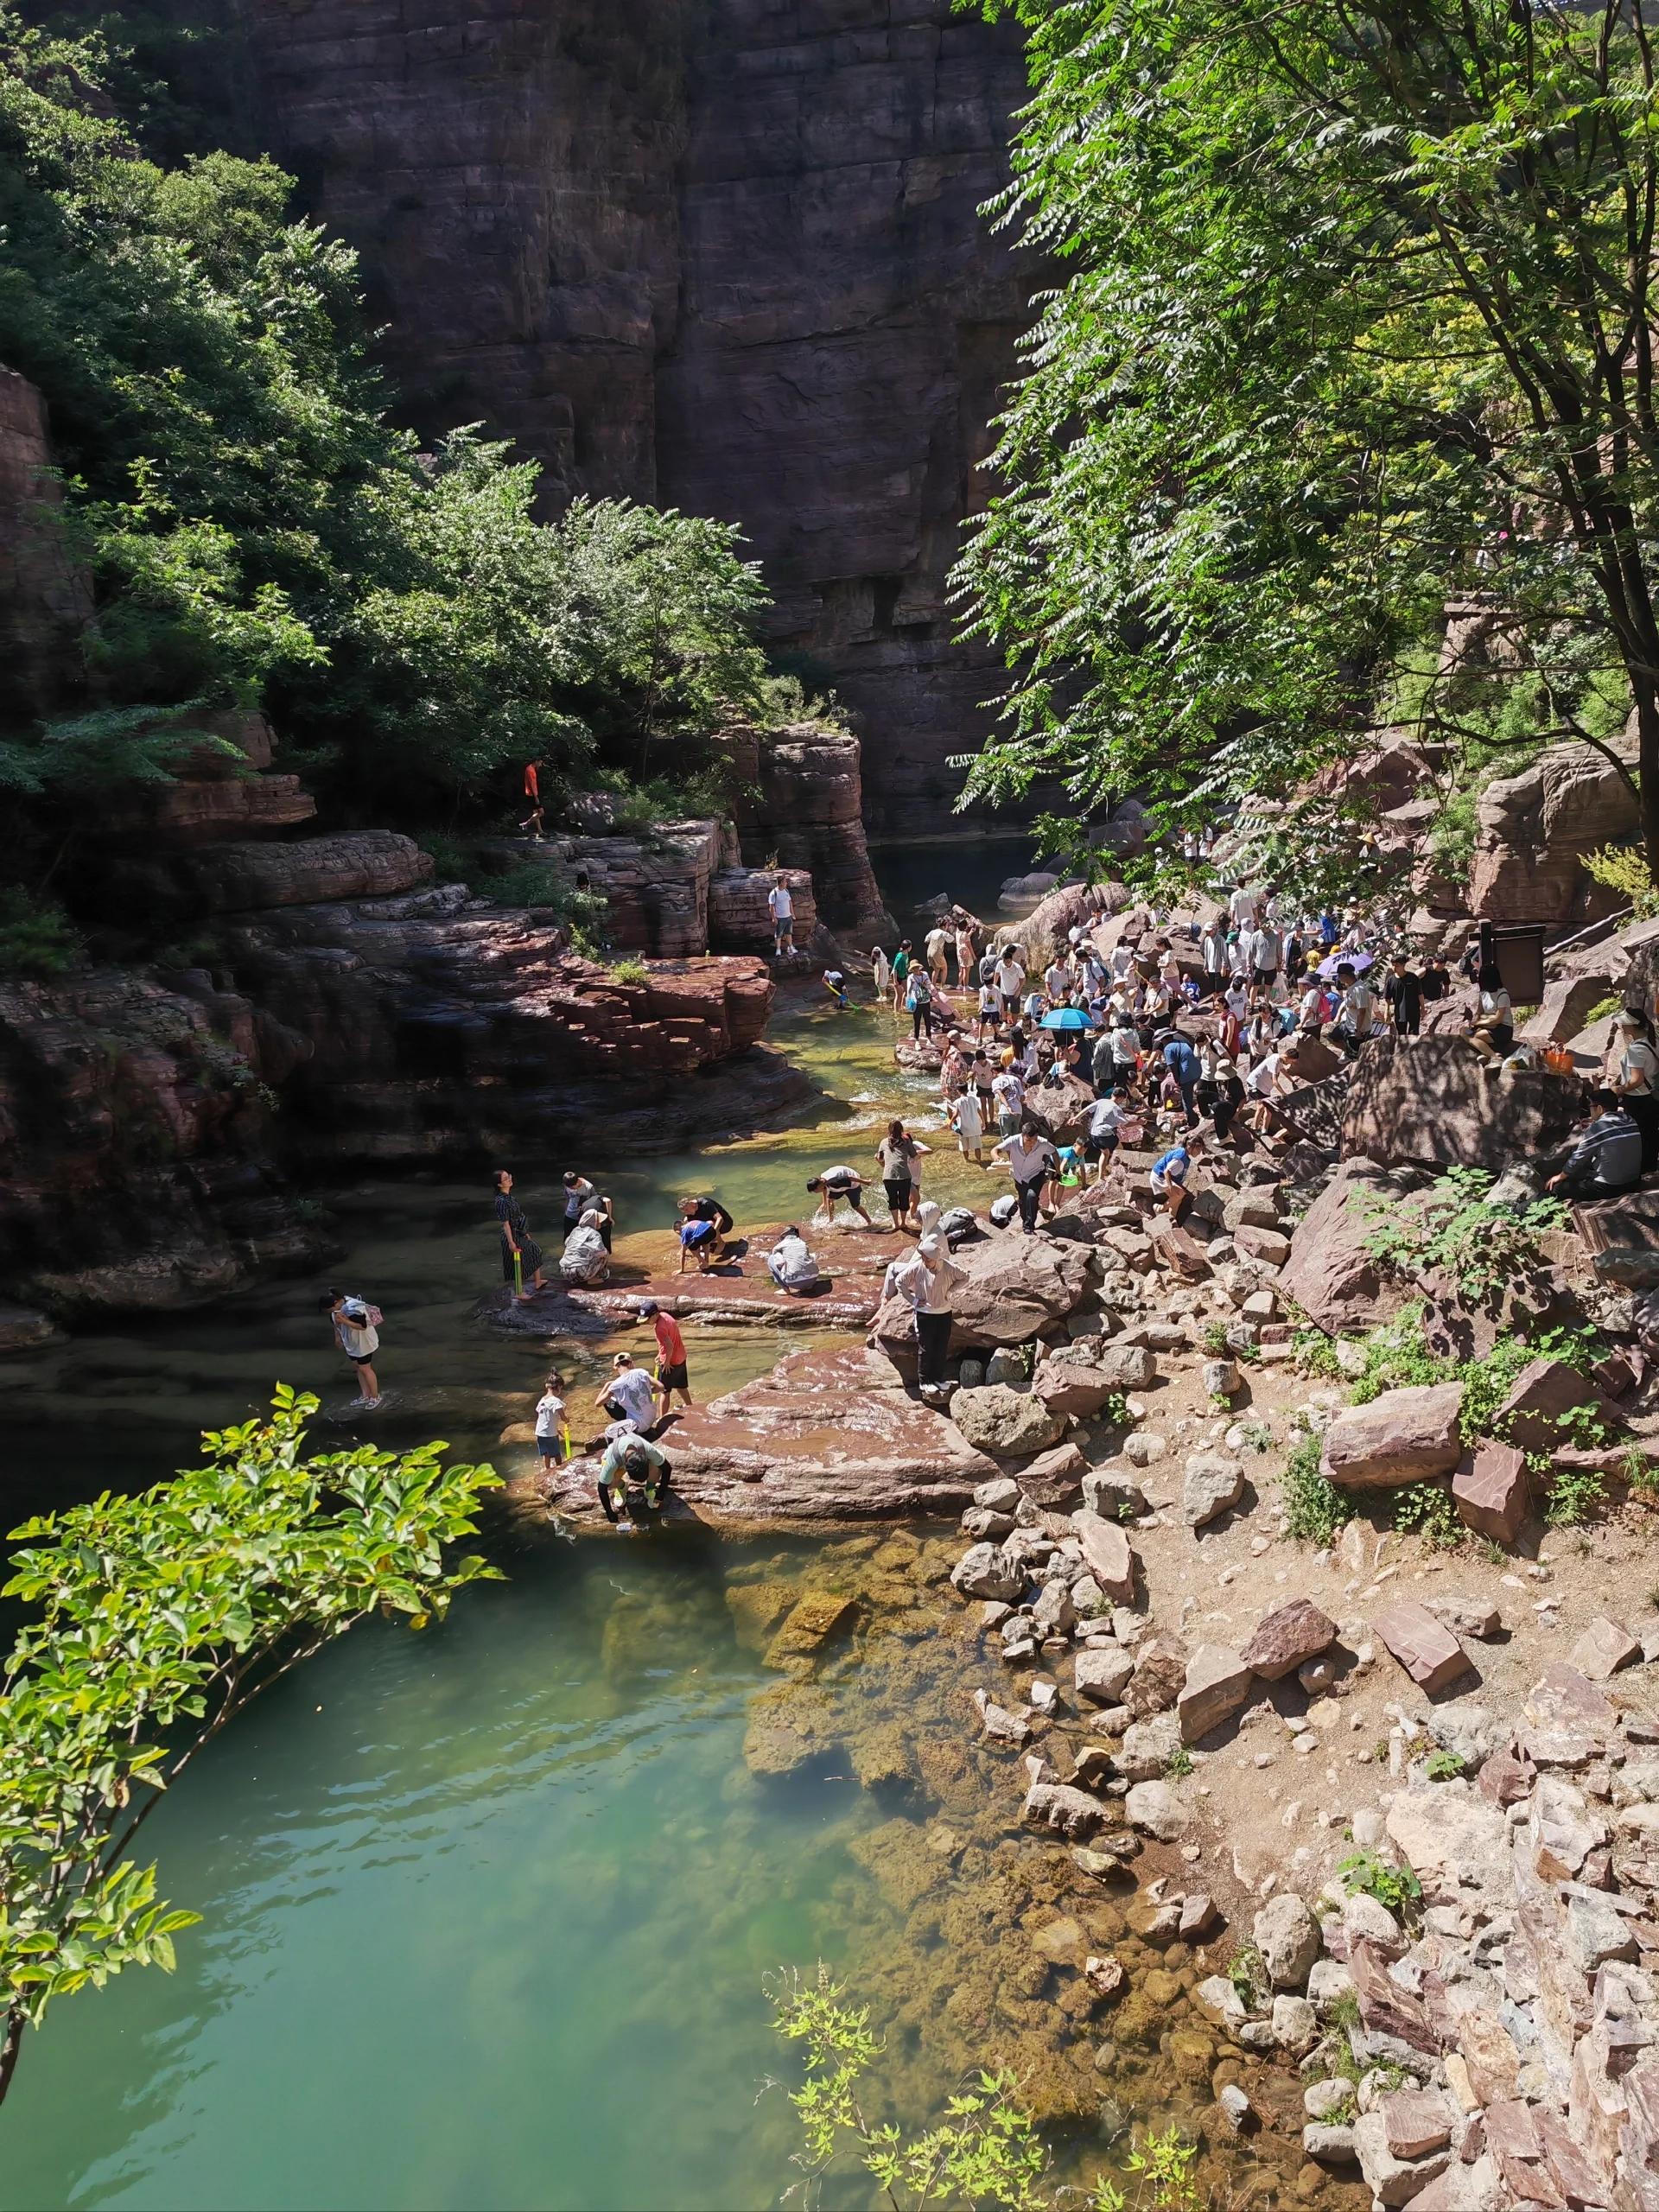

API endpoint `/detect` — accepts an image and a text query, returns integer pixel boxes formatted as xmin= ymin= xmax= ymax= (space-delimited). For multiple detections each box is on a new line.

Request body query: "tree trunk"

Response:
xmin=1635 ymin=671 xmax=1659 ymax=896
xmin=0 ymin=2007 xmax=25 ymax=2107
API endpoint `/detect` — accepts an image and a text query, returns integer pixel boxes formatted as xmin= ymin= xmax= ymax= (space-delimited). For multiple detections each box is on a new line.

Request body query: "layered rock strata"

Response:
xmin=173 ymin=0 xmax=1039 ymax=828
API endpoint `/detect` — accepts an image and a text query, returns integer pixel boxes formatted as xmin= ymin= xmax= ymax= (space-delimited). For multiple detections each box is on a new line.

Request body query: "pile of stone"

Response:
xmin=1185 ymin=1661 xmax=1659 ymax=2211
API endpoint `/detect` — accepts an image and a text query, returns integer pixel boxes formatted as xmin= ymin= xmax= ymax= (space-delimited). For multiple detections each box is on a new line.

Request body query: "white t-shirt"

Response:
xmin=535 ymin=1391 xmax=566 ymax=1439
xmin=1620 ymin=1036 xmax=1658 ymax=1097
xmin=926 ymin=927 xmax=950 ymax=959
xmin=1001 ymin=1133 xmax=1057 ymax=1183
xmin=1249 ymin=1052 xmax=1281 ymax=1098
xmin=991 ymin=1071 xmax=1025 ymax=1116
xmin=336 ymin=1313 xmax=378 ymax=1359
xmin=1089 ymin=1097 xmax=1122 ymax=1141
xmin=1044 ymin=962 xmax=1070 ymax=997
xmin=1110 ymin=945 xmax=1134 ymax=981
xmin=1230 ymin=887 xmax=1258 ymax=925
xmin=1344 ymin=982 xmax=1376 ymax=1036
xmin=1479 ymin=988 xmax=1512 ymax=1023
xmin=767 ymin=884 xmax=793 ymax=920
xmin=995 ymin=958 xmax=1026 ymax=998
xmin=606 ymin=1368 xmax=658 ymax=1427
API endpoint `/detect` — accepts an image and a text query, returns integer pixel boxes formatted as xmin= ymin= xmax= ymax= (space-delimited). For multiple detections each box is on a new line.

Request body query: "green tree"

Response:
xmin=0 ymin=1385 xmax=500 ymax=2104
xmin=958 ymin=0 xmax=1658 ymax=887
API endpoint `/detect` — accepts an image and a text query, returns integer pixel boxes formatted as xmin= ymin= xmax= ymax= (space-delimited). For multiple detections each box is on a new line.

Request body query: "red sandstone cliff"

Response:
xmin=166 ymin=0 xmax=1039 ymax=831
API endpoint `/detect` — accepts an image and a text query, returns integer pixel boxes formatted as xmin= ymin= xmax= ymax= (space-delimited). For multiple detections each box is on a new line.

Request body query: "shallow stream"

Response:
xmin=0 ymin=841 xmax=1340 ymax=2210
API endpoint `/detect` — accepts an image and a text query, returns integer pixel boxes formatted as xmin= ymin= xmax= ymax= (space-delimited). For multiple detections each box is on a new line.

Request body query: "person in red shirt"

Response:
xmin=635 ymin=1299 xmax=692 ymax=1411
xmin=519 ymin=760 xmax=544 ymax=837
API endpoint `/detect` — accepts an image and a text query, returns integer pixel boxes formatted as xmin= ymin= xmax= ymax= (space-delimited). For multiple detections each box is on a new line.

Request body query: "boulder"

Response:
xmin=1498 ymin=1356 xmax=1608 ymax=1457
xmin=1232 ymin=1224 xmax=1291 ymax=1268
xmin=1022 ymin=1782 xmax=1106 ymax=1840
xmin=1017 ymin=1441 xmax=1089 ymax=1507
xmin=870 ymin=1234 xmax=1096 ymax=1358
xmin=1352 ymin=2112 xmax=1451 ymax=2208
xmin=1069 ymin=1510 xmax=1137 ymax=1602
xmin=1253 ymin=1893 xmax=1322 ymax=1989
xmin=1239 ymin=1599 xmax=1338 ymax=1681
xmin=1182 ymin=1452 xmax=1246 ymax=1527
xmin=1340 ymin=1033 xmax=1589 ymax=1174
xmin=1471 ymin=733 xmax=1641 ymax=925
xmin=1374 ymin=1603 xmax=1475 ymax=1694
xmin=951 ymin=1543 xmax=1026 ymax=1604
xmin=175 ymin=829 xmax=435 ymax=913
xmin=1450 ymin=1440 xmax=1529 ymax=1544
xmin=1177 ymin=1645 xmax=1255 ymax=1743
xmin=1116 ymin=1713 xmax=1182 ymax=1782
xmin=1125 ymin=1780 xmax=1189 ymax=1841
xmin=541 ymin=1344 xmax=1000 ymax=1527
xmin=948 ymin=1383 xmax=1066 ymax=1459
xmin=1569 ymin=1616 xmax=1641 ymax=1681
xmin=1125 ymin=1637 xmax=1187 ymax=1717
xmin=1081 ymin=1469 xmax=1148 ymax=1520
xmin=1074 ymin=1648 xmax=1136 ymax=1707
xmin=1321 ymin=1383 xmax=1464 ymax=1488
xmin=1279 ymin=1158 xmax=1412 ymax=1334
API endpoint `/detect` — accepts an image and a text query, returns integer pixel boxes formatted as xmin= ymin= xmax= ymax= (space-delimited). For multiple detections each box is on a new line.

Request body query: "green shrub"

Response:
xmin=1282 ymin=1433 xmax=1350 ymax=1545
xmin=1394 ymin=1482 xmax=1462 ymax=1549
xmin=1338 ymin=1848 xmax=1422 ymax=1920
xmin=0 ymin=888 xmax=83 ymax=979
xmin=610 ymin=958 xmax=651 ymax=986
xmin=1361 ymin=1170 xmax=1568 ymax=1313
xmin=1424 ymin=1748 xmax=1466 ymax=1781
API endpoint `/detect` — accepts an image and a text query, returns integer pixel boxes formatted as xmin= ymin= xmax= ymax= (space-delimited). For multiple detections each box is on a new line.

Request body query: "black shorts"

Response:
xmin=658 ymin=1361 xmax=689 ymax=1393
xmin=348 ymin=1351 xmax=375 ymax=1367
xmin=537 ymin=1435 xmax=563 ymax=1461
xmin=884 ymin=1178 xmax=912 ymax=1211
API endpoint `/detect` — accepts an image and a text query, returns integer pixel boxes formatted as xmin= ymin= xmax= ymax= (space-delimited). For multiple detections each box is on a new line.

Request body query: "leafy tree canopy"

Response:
xmin=0 ymin=1385 xmax=501 ymax=2104
xmin=957 ymin=0 xmax=1658 ymax=885
xmin=0 ymin=10 xmax=773 ymax=825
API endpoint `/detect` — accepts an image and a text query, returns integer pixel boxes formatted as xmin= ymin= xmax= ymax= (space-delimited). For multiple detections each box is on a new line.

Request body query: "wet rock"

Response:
xmin=1072 ymin=1835 xmax=1140 ymax=1878
xmin=743 ymin=1683 xmax=841 ymax=1777
xmin=725 ymin=1580 xmax=801 ymax=1651
xmin=960 ymin=1506 xmax=1015 ymax=1540
xmin=1023 ymin=1781 xmax=1107 ymax=1840
xmin=1031 ymin=1579 xmax=1077 ymax=1641
xmin=1075 ymin=1648 xmax=1135 ymax=1707
xmin=1240 ymin=1599 xmax=1338 ymax=1681
xmin=952 ymin=1543 xmax=1026 ymax=1603
xmin=1125 ymin=1780 xmax=1189 ymax=1841
xmin=1031 ymin=1915 xmax=1087 ymax=1964
xmin=1195 ymin=1974 xmax=1249 ymax=2029
xmin=1322 ymin=1384 xmax=1464 ymax=1488
xmin=0 ymin=1305 xmax=59 ymax=1353
xmin=850 ymin=1723 xmax=920 ymax=1796
xmin=1177 ymin=1645 xmax=1254 ymax=1744
xmin=1070 ymin=1510 xmax=1137 ymax=1602
xmin=1570 ymin=1615 xmax=1641 ymax=1681
xmin=1451 ymin=1440 xmax=1530 ymax=1545
xmin=1084 ymin=1952 xmax=1125 ymax=1999
xmin=950 ymin=1383 xmax=1067 ymax=1459
xmin=1183 ymin=1452 xmax=1246 ymax=1528
xmin=974 ymin=1689 xmax=1033 ymax=1746
xmin=1374 ymin=1603 xmax=1474 ymax=1694
xmin=1254 ymin=1894 xmax=1322 ymax=1989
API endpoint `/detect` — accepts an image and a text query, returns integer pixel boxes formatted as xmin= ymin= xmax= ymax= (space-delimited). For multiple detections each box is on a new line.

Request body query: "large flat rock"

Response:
xmin=535 ymin=1343 xmax=1000 ymax=1527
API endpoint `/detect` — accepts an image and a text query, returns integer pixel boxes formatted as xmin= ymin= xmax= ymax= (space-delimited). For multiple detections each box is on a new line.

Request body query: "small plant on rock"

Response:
xmin=1165 ymin=1747 xmax=1195 ymax=1781
xmin=1546 ymin=1463 xmax=1606 ymax=1528
xmin=1424 ymin=1748 xmax=1466 ymax=1782
xmin=1338 ymin=1849 xmax=1422 ymax=1920
xmin=1393 ymin=1482 xmax=1462 ymax=1549
xmin=1201 ymin=1320 xmax=1231 ymax=1354
xmin=610 ymin=958 xmax=651 ymax=986
xmin=1226 ymin=1941 xmax=1266 ymax=2008
xmin=1361 ymin=1169 xmax=1568 ymax=1313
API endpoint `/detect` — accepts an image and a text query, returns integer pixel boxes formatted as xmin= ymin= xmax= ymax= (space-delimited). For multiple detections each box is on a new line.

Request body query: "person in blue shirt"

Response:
xmin=1150 ymin=1141 xmax=1192 ymax=1221
xmin=1160 ymin=1034 xmax=1202 ymax=1125
xmin=1319 ymin=907 xmax=1339 ymax=947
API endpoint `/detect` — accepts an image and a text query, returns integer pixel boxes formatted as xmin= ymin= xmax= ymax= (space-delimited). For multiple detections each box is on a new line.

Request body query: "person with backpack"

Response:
xmin=323 ymin=1290 xmax=383 ymax=1410
xmin=905 ymin=963 xmax=935 ymax=1041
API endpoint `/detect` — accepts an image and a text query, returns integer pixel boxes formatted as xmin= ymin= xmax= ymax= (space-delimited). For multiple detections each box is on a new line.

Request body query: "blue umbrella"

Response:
xmin=1041 ymin=1006 xmax=1092 ymax=1031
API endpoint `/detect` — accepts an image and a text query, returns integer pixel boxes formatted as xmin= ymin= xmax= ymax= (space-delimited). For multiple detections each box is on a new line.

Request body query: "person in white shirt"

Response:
xmin=1110 ymin=943 xmax=1135 ymax=983
xmin=925 ymin=925 xmax=951 ymax=982
xmin=1044 ymin=957 xmax=1070 ymax=999
xmin=1224 ymin=976 xmax=1251 ymax=1020
xmin=1085 ymin=1090 xmax=1123 ymax=1179
xmin=1200 ymin=927 xmax=1227 ymax=989
xmin=593 ymin=1352 xmax=665 ymax=1440
xmin=893 ymin=1233 xmax=963 ymax=1398
xmin=1610 ymin=1007 xmax=1658 ymax=1173
xmin=954 ymin=925 xmax=976 ymax=984
xmin=766 ymin=875 xmax=794 ymax=954
xmin=768 ymin=1225 xmax=821 ymax=1292
xmin=992 ymin=1120 xmax=1059 ymax=1232
xmin=995 ymin=952 xmax=1026 ymax=1014
xmin=325 ymin=1291 xmax=382 ymax=1410
xmin=991 ymin=1067 xmax=1025 ymax=1133
xmin=1333 ymin=964 xmax=1376 ymax=1052
xmin=534 ymin=1373 xmax=569 ymax=1466
xmin=1252 ymin=924 xmax=1281 ymax=978
xmin=1470 ymin=963 xmax=1514 ymax=1060
xmin=1229 ymin=885 xmax=1260 ymax=926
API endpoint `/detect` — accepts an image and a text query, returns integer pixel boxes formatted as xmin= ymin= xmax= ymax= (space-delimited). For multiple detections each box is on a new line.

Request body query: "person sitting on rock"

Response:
xmin=1548 ymin=1090 xmax=1643 ymax=1198
xmin=767 ymin=1225 xmax=821 ymax=1293
xmin=806 ymin=1166 xmax=874 ymax=1227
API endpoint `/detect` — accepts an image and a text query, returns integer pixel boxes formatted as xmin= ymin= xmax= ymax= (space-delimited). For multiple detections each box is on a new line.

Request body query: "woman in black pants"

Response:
xmin=910 ymin=1234 xmax=962 ymax=1401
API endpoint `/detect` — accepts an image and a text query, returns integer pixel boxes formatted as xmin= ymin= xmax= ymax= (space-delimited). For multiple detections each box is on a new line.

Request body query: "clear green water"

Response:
xmin=0 ymin=851 xmax=1042 ymax=2211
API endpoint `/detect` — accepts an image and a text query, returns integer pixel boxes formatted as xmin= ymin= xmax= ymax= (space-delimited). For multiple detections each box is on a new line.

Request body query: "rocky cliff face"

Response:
xmin=182 ymin=0 xmax=1037 ymax=831
xmin=0 ymin=366 xmax=94 ymax=722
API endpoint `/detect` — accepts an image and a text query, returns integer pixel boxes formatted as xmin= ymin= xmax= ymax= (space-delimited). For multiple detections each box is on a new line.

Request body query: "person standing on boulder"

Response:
xmin=895 ymin=1232 xmax=962 ymax=1402
xmin=495 ymin=1170 xmax=548 ymax=1301
xmin=324 ymin=1290 xmax=383 ymax=1410
xmin=635 ymin=1299 xmax=693 ymax=1412
xmin=1610 ymin=1007 xmax=1659 ymax=1173
xmin=767 ymin=874 xmax=795 ymax=956
xmin=992 ymin=1115 xmax=1058 ymax=1233
xmin=1384 ymin=952 xmax=1424 ymax=1039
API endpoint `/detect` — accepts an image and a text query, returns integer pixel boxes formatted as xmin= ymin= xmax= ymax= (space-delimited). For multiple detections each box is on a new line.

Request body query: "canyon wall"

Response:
xmin=183 ymin=0 xmax=1037 ymax=831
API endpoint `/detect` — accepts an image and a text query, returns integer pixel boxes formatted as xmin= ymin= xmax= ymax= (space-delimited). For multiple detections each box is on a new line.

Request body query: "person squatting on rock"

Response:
xmin=767 ymin=1224 xmax=820 ymax=1293
xmin=592 ymin=1351 xmax=666 ymax=1444
xmin=594 ymin=1430 xmax=672 ymax=1533
xmin=323 ymin=1289 xmax=382 ymax=1409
